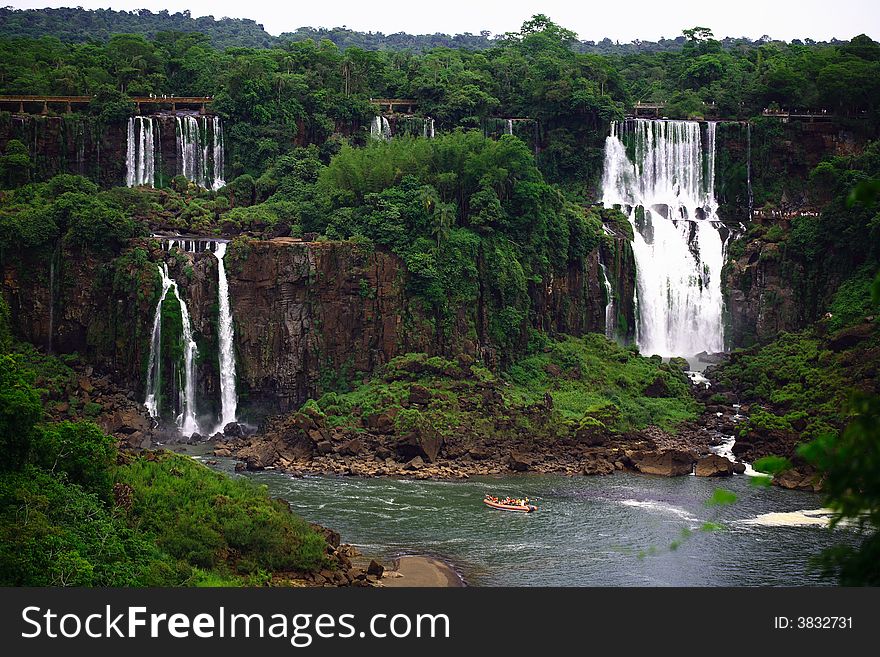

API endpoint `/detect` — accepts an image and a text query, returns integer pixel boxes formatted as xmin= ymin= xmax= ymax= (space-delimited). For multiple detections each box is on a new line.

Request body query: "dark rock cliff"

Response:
xmin=2 ymin=234 xmax=635 ymax=422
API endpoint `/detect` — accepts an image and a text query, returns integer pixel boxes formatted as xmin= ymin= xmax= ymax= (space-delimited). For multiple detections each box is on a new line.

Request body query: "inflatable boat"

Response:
xmin=483 ymin=497 xmax=538 ymax=512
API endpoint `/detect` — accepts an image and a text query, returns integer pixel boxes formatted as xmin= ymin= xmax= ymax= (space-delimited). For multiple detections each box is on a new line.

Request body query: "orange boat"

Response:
xmin=483 ymin=496 xmax=537 ymax=512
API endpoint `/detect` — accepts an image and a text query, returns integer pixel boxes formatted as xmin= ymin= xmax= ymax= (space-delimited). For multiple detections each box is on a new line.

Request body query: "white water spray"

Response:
xmin=601 ymin=119 xmax=726 ymax=357
xmin=213 ymin=242 xmax=238 ymax=429
xmin=143 ymin=263 xmax=200 ymax=435
xmin=126 ymin=117 xmax=157 ymax=187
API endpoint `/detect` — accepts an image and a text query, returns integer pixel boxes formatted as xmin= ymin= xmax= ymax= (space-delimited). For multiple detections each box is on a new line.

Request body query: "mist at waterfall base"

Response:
xmin=144 ymin=238 xmax=238 ymax=437
xmin=602 ymin=119 xmax=729 ymax=362
xmin=197 ymin=451 xmax=850 ymax=586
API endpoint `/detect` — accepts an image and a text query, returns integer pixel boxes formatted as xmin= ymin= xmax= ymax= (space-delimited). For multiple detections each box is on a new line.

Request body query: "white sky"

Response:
xmin=6 ymin=1 xmax=879 ymax=41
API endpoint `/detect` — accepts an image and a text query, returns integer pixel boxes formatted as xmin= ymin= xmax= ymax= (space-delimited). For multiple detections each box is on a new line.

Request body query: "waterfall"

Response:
xmin=746 ymin=122 xmax=753 ymax=219
xmin=601 ymin=119 xmax=726 ymax=357
xmin=125 ymin=117 xmax=157 ymax=187
xmin=143 ymin=263 xmax=200 ymax=436
xmin=213 ymin=242 xmax=238 ymax=430
xmin=423 ymin=117 xmax=435 ymax=139
xmin=370 ymin=115 xmax=391 ymax=140
xmin=144 ymin=264 xmax=174 ymax=420
xmin=599 ymin=257 xmax=615 ymax=340
xmin=211 ymin=116 xmax=225 ymax=190
xmin=176 ymin=115 xmax=225 ymax=190
xmin=506 ymin=119 xmax=514 ymax=135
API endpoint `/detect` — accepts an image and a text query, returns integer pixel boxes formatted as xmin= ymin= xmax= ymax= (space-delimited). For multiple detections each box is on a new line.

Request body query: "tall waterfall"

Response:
xmin=176 ymin=115 xmax=225 ymax=190
xmin=506 ymin=119 xmax=514 ymax=135
xmin=144 ymin=263 xmax=200 ymax=435
xmin=599 ymin=257 xmax=615 ymax=341
xmin=213 ymin=242 xmax=238 ymax=430
xmin=126 ymin=116 xmax=158 ymax=187
xmin=601 ymin=119 xmax=726 ymax=357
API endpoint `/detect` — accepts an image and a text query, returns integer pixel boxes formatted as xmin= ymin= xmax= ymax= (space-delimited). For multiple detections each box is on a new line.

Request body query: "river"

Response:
xmin=192 ymin=450 xmax=853 ymax=586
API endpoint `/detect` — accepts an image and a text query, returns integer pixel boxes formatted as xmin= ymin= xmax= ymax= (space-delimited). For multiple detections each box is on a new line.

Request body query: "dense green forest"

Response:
xmin=0 ymin=6 xmax=849 ymax=53
xmin=1 ymin=14 xmax=878 ymax=194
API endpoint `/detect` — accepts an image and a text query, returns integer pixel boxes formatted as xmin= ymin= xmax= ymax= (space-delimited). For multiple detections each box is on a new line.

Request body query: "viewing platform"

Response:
xmin=630 ymin=102 xmax=666 ymax=117
xmin=760 ymin=109 xmax=836 ymax=122
xmin=370 ymin=98 xmax=418 ymax=114
xmin=0 ymin=95 xmax=214 ymax=114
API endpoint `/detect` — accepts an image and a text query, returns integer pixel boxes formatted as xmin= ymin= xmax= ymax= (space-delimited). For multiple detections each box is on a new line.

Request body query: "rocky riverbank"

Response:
xmin=214 ymin=388 xmax=746 ymax=481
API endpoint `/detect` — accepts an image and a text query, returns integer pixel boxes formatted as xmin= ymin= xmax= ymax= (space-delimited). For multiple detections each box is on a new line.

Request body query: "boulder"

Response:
xmin=367 ymin=560 xmax=385 ymax=578
xmin=695 ymin=454 xmax=734 ymax=477
xmin=395 ymin=426 xmax=443 ymax=463
xmin=404 ymin=456 xmax=425 ymax=470
xmin=364 ymin=409 xmax=398 ymax=434
xmin=581 ymin=453 xmax=615 ymax=476
xmin=732 ymin=461 xmax=747 ymax=474
xmin=223 ymin=422 xmax=244 ymax=438
xmin=774 ymin=468 xmax=822 ymax=492
xmin=507 ymin=451 xmax=533 ymax=472
xmin=630 ymin=449 xmax=694 ymax=476
xmin=574 ymin=418 xmax=608 ymax=446
xmin=467 ymin=447 xmax=493 ymax=461
xmin=99 ymin=407 xmax=150 ymax=435
xmin=339 ymin=437 xmax=364 ymax=457
xmin=239 ymin=442 xmax=277 ymax=470
xmin=316 ymin=440 xmax=334 ymax=455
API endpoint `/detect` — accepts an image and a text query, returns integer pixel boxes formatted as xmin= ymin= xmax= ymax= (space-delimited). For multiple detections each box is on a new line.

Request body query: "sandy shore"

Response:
xmin=381 ymin=556 xmax=464 ymax=587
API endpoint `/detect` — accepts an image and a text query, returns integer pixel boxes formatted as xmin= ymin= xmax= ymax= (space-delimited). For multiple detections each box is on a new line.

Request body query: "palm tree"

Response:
xmin=432 ymin=202 xmax=456 ymax=249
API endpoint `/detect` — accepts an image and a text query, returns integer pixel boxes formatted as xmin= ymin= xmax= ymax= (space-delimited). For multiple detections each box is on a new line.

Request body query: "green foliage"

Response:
xmin=117 ymin=453 xmax=327 ymax=574
xmin=753 ymin=455 xmax=793 ymax=475
xmin=0 ymin=354 xmax=43 ymax=470
xmin=0 ymin=337 xmax=329 ymax=586
xmin=798 ymin=394 xmax=880 ymax=584
xmin=0 ymin=465 xmax=176 ymax=586
xmin=705 ymin=488 xmax=738 ymax=507
xmin=31 ymin=420 xmax=116 ymax=499
xmin=505 ymin=334 xmax=699 ymax=431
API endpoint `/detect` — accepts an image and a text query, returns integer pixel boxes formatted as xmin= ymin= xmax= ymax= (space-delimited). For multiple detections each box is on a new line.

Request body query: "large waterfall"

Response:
xmin=126 ymin=116 xmax=158 ymax=187
xmin=127 ymin=115 xmax=225 ymax=190
xmin=601 ymin=119 xmax=727 ymax=357
xmin=177 ymin=115 xmax=225 ymax=190
xmin=213 ymin=242 xmax=238 ymax=430
xmin=144 ymin=263 xmax=200 ymax=435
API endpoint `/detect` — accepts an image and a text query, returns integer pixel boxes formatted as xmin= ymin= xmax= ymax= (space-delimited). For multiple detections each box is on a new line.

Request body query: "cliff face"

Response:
xmin=2 ymin=235 xmax=634 ymax=422
xmin=0 ymin=113 xmax=127 ymax=187
xmin=718 ymin=119 xmax=871 ymax=347
xmin=0 ymin=113 xmax=208 ymax=187
xmin=226 ymin=240 xmax=408 ymax=417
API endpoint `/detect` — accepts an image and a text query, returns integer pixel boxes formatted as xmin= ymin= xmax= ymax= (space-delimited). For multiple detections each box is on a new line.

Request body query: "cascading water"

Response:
xmin=126 ymin=116 xmax=157 ymax=187
xmin=370 ymin=115 xmax=391 ymax=140
xmin=602 ymin=119 xmax=727 ymax=358
xmin=176 ymin=115 xmax=225 ymax=190
xmin=213 ymin=242 xmax=238 ymax=430
xmin=143 ymin=262 xmax=200 ymax=435
xmin=599 ymin=257 xmax=615 ymax=341
xmin=211 ymin=116 xmax=226 ymax=190
xmin=506 ymin=119 xmax=514 ymax=135
xmin=423 ymin=117 xmax=435 ymax=139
